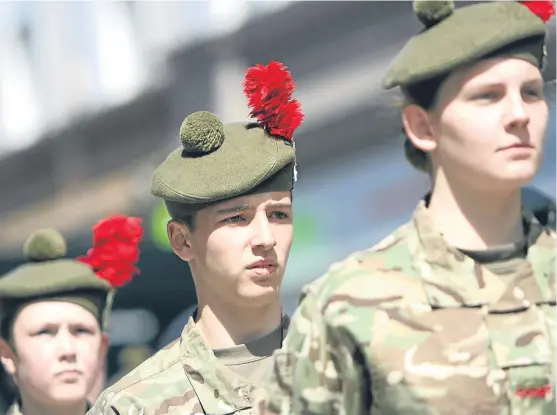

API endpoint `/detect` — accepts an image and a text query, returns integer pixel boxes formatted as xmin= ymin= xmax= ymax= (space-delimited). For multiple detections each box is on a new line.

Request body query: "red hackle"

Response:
xmin=78 ymin=215 xmax=143 ymax=288
xmin=520 ymin=1 xmax=555 ymax=22
xmin=243 ymin=61 xmax=304 ymax=141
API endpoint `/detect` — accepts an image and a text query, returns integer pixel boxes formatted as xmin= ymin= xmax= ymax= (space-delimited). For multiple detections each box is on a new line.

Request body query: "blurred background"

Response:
xmin=0 ymin=1 xmax=554 ymax=407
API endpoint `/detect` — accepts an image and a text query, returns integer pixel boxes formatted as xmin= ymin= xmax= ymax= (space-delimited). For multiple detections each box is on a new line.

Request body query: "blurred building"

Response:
xmin=0 ymin=1 xmax=554 ymax=399
xmin=0 ymin=1 xmax=292 ymax=155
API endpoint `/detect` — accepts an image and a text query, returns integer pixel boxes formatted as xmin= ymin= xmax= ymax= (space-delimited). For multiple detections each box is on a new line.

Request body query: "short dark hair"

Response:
xmin=176 ymin=213 xmax=196 ymax=231
xmin=0 ymin=315 xmax=13 ymax=345
xmin=164 ymin=201 xmax=197 ymax=231
xmin=401 ymin=73 xmax=447 ymax=111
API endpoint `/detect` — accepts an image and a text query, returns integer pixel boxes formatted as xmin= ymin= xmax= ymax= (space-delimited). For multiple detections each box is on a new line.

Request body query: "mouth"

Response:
xmin=247 ymin=260 xmax=278 ymax=273
xmin=500 ymin=144 xmax=534 ymax=151
xmin=247 ymin=260 xmax=277 ymax=268
xmin=56 ymin=370 xmax=82 ymax=377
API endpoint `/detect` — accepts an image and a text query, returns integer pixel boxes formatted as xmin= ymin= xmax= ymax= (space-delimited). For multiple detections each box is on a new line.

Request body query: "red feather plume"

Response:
xmin=78 ymin=215 xmax=143 ymax=288
xmin=520 ymin=1 xmax=555 ymax=23
xmin=243 ymin=61 xmax=304 ymax=141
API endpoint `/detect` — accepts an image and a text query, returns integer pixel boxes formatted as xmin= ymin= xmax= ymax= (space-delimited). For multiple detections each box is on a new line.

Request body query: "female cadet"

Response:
xmin=0 ymin=215 xmax=142 ymax=415
xmin=256 ymin=1 xmax=556 ymax=414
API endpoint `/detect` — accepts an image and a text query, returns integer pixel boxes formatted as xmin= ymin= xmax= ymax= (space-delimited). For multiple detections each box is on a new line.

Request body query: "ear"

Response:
xmin=167 ymin=220 xmax=195 ymax=262
xmin=0 ymin=338 xmax=17 ymax=377
xmin=402 ymin=105 xmax=437 ymax=154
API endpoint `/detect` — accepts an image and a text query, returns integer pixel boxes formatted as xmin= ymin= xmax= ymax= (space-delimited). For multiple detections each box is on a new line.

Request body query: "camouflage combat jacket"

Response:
xmin=88 ymin=314 xmax=290 ymax=415
xmin=257 ymin=201 xmax=556 ymax=415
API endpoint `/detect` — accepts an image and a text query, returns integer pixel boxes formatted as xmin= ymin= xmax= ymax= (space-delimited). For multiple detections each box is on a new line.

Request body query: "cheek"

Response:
xmin=530 ymin=106 xmax=549 ymax=143
xmin=15 ymin=346 xmax=55 ymax=386
xmin=275 ymin=226 xmax=293 ymax=254
xmin=437 ymin=111 xmax=496 ymax=160
xmin=18 ymin=342 xmax=54 ymax=369
xmin=203 ymin=231 xmax=246 ymax=268
xmin=77 ymin=340 xmax=103 ymax=382
xmin=80 ymin=343 xmax=101 ymax=367
xmin=19 ymin=355 xmax=48 ymax=375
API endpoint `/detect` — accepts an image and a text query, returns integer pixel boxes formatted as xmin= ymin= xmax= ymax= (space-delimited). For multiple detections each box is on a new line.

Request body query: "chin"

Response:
xmin=487 ymin=160 xmax=538 ymax=186
xmin=237 ymin=284 xmax=280 ymax=306
xmin=49 ymin=384 xmax=87 ymax=403
xmin=498 ymin=169 xmax=538 ymax=187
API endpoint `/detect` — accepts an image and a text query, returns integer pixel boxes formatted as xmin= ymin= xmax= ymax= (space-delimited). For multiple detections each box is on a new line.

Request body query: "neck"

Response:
xmin=194 ymin=294 xmax=282 ymax=349
xmin=19 ymin=396 xmax=87 ymax=415
xmin=428 ymin=173 xmax=524 ymax=250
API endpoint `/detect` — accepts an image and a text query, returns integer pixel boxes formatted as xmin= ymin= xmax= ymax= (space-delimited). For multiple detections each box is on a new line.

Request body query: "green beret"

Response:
xmin=0 ymin=229 xmax=111 ymax=338
xmin=152 ymin=119 xmax=295 ymax=212
xmin=383 ymin=1 xmax=552 ymax=90
xmin=151 ymin=61 xmax=303 ymax=214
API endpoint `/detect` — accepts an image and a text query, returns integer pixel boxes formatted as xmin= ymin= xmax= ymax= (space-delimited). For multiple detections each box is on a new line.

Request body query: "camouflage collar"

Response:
xmin=6 ymin=400 xmax=91 ymax=414
xmin=178 ymin=313 xmax=289 ymax=414
xmin=5 ymin=402 xmax=20 ymax=415
xmin=410 ymin=200 xmax=555 ymax=308
xmin=412 ymin=200 xmax=547 ymax=266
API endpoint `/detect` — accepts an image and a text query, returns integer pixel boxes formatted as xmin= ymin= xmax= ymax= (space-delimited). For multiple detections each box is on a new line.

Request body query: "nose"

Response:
xmin=57 ymin=332 xmax=77 ymax=362
xmin=504 ymin=95 xmax=530 ymax=131
xmin=250 ymin=214 xmax=276 ymax=250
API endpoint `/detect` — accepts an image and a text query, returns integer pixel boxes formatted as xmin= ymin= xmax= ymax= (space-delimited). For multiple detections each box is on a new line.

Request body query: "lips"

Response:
xmin=56 ymin=369 xmax=82 ymax=376
xmin=247 ymin=259 xmax=277 ymax=269
xmin=501 ymin=144 xmax=533 ymax=151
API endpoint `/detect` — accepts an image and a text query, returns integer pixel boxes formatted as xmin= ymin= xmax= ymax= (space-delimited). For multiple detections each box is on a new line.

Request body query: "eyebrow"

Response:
xmin=267 ymin=201 xmax=292 ymax=208
xmin=26 ymin=321 xmax=88 ymax=331
xmin=523 ymin=78 xmax=544 ymax=87
xmin=216 ymin=204 xmax=250 ymax=215
xmin=464 ymin=80 xmax=504 ymax=90
xmin=215 ymin=202 xmax=292 ymax=215
xmin=468 ymin=78 xmax=543 ymax=89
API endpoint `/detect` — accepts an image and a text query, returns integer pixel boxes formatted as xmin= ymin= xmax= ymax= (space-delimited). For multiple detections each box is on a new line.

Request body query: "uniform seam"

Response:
xmin=110 ymin=356 xmax=182 ymax=395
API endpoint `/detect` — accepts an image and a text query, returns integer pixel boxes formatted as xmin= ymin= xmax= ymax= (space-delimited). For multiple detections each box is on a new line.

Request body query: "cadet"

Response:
xmin=257 ymin=1 xmax=556 ymax=414
xmin=88 ymin=61 xmax=304 ymax=414
xmin=0 ymin=215 xmax=143 ymax=415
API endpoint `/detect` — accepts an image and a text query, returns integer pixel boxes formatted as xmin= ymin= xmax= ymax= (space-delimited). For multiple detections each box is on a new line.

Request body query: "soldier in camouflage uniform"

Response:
xmin=0 ymin=215 xmax=142 ymax=415
xmin=255 ymin=1 xmax=556 ymax=414
xmin=88 ymin=61 xmax=304 ymax=414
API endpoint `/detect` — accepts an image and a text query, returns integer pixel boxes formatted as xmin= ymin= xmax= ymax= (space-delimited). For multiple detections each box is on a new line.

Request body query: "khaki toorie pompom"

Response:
xmin=180 ymin=111 xmax=225 ymax=154
xmin=23 ymin=229 xmax=67 ymax=262
xmin=413 ymin=0 xmax=454 ymax=28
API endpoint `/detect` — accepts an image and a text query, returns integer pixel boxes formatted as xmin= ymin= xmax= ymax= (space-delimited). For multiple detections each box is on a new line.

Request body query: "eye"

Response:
xmin=523 ymin=88 xmax=543 ymax=100
xmin=223 ymin=215 xmax=245 ymax=224
xmin=75 ymin=329 xmax=93 ymax=336
xmin=270 ymin=211 xmax=290 ymax=220
xmin=35 ymin=328 xmax=55 ymax=336
xmin=472 ymin=92 xmax=499 ymax=101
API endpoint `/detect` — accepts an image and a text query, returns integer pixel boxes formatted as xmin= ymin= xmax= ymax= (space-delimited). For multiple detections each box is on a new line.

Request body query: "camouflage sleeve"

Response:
xmin=87 ymin=390 xmax=147 ymax=415
xmin=258 ymin=288 xmax=368 ymax=415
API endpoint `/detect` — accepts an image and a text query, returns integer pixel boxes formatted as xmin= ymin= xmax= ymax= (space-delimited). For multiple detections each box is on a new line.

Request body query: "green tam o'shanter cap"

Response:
xmin=0 ymin=215 xmax=143 ymax=337
xmin=151 ymin=61 xmax=304 ymax=214
xmin=382 ymin=0 xmax=555 ymax=90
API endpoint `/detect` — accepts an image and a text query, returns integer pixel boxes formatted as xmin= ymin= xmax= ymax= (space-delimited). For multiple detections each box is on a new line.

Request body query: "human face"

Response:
xmin=182 ymin=191 xmax=293 ymax=308
xmin=1 ymin=301 xmax=107 ymax=407
xmin=418 ymin=58 xmax=548 ymax=191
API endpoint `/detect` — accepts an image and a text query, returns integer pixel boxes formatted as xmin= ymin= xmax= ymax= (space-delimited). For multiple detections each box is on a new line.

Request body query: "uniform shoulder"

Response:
xmin=89 ymin=338 xmax=196 ymax=414
xmin=301 ymin=222 xmax=417 ymax=307
xmin=107 ymin=337 xmax=183 ymax=394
